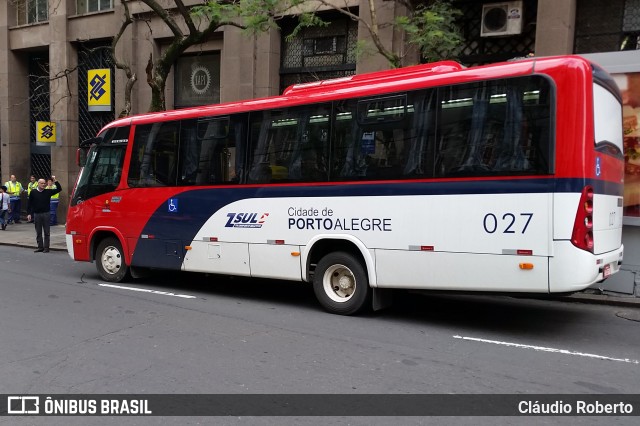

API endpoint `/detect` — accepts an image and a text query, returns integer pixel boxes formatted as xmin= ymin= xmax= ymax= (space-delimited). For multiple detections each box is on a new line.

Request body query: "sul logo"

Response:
xmin=225 ymin=212 xmax=269 ymax=228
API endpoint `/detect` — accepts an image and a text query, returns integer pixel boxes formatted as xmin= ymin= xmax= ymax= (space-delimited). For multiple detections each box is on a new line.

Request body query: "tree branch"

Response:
xmin=113 ymin=0 xmax=137 ymax=117
xmin=140 ymin=0 xmax=184 ymax=38
xmin=174 ymin=0 xmax=197 ymax=34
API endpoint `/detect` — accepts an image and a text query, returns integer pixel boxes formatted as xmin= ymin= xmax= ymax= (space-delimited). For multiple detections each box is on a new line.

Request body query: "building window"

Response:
xmin=622 ymin=0 xmax=640 ymax=49
xmin=280 ymin=13 xmax=358 ymax=92
xmin=76 ymin=0 xmax=113 ymax=14
xmin=16 ymin=0 xmax=48 ymax=25
xmin=575 ymin=0 xmax=640 ymax=53
xmin=174 ymin=53 xmax=221 ymax=108
xmin=303 ymin=36 xmax=346 ymax=56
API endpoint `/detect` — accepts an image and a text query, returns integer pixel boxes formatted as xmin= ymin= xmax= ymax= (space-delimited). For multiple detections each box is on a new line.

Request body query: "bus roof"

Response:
xmin=281 ymin=60 xmax=464 ymax=96
xmin=102 ymin=55 xmax=595 ymax=132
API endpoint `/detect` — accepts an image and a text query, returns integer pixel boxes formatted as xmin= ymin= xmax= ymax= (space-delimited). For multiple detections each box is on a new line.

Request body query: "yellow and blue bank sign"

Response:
xmin=88 ymin=68 xmax=112 ymax=112
xmin=36 ymin=121 xmax=57 ymax=146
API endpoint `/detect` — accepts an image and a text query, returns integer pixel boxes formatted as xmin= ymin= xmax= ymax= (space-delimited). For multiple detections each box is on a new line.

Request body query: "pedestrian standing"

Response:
xmin=0 ymin=185 xmax=10 ymax=230
xmin=4 ymin=174 xmax=24 ymax=224
xmin=46 ymin=177 xmax=60 ymax=225
xmin=26 ymin=175 xmax=38 ymax=223
xmin=27 ymin=177 xmax=62 ymax=253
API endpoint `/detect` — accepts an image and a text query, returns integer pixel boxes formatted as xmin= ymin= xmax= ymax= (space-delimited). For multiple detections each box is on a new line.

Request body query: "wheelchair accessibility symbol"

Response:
xmin=168 ymin=198 xmax=178 ymax=213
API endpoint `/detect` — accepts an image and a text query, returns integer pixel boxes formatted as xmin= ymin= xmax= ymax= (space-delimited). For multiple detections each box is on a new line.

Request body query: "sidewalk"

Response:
xmin=0 ymin=221 xmax=67 ymax=252
xmin=0 ymin=221 xmax=638 ymax=308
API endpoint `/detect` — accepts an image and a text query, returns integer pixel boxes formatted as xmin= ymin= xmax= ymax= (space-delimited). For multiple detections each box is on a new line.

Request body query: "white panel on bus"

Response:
xmin=182 ymin=242 xmax=251 ymax=276
xmin=198 ymin=194 xmax=552 ymax=256
xmin=553 ymin=193 xmax=623 ymax=255
xmin=249 ymin=244 xmax=303 ymax=280
xmin=375 ymin=249 xmax=549 ymax=292
xmin=549 ymin=241 xmax=623 ymax=292
xmin=592 ymin=194 xmax=623 ymax=255
xmin=553 ymin=193 xmax=580 ymax=240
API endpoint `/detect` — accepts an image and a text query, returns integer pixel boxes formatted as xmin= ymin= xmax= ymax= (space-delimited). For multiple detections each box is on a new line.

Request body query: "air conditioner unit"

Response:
xmin=481 ymin=1 xmax=523 ymax=37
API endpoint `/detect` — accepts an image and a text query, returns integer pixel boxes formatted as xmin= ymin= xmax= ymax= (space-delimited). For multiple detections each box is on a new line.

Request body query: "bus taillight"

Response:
xmin=571 ymin=186 xmax=594 ymax=253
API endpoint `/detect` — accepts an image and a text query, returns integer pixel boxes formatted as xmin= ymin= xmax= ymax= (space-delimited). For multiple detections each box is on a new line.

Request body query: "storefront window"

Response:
xmin=620 ymin=72 xmax=640 ymax=217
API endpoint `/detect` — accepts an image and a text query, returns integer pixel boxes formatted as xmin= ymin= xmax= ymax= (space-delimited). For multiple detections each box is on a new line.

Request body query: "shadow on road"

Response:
xmin=82 ymin=268 xmax=597 ymax=338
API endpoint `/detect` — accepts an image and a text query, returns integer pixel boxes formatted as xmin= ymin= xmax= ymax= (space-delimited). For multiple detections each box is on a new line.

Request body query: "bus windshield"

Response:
xmin=71 ymin=126 xmax=130 ymax=206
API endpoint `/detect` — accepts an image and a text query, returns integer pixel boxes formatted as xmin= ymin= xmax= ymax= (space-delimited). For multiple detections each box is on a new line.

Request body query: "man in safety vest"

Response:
xmin=26 ymin=175 xmax=38 ymax=223
xmin=46 ymin=176 xmax=60 ymax=226
xmin=27 ymin=175 xmax=38 ymax=195
xmin=4 ymin=174 xmax=24 ymax=224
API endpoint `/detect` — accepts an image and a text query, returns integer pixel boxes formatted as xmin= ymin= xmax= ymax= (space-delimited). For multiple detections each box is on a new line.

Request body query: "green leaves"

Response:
xmin=397 ymin=1 xmax=462 ymax=63
xmin=192 ymin=0 xmax=462 ymax=67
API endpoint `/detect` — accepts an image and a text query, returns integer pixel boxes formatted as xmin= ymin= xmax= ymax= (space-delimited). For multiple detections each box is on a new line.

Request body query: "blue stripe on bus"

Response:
xmin=130 ymin=177 xmax=622 ymax=270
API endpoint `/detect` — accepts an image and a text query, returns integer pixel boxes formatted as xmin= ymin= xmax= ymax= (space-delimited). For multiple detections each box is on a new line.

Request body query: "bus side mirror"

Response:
xmin=76 ymin=147 xmax=88 ymax=167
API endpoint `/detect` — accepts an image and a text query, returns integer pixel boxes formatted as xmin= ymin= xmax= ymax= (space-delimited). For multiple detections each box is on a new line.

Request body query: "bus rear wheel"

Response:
xmin=96 ymin=237 xmax=129 ymax=282
xmin=313 ymin=252 xmax=371 ymax=315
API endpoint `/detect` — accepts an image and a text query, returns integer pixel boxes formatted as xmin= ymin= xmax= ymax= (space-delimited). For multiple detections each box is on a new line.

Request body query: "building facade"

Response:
xmin=0 ymin=0 xmax=638 ymax=294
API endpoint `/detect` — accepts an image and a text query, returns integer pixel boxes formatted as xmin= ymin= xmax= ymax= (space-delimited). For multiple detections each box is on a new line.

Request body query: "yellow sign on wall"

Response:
xmin=88 ymin=68 xmax=112 ymax=112
xmin=36 ymin=121 xmax=56 ymax=145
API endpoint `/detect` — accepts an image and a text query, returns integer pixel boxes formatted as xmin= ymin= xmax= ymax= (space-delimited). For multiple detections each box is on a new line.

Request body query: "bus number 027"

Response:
xmin=483 ymin=213 xmax=533 ymax=234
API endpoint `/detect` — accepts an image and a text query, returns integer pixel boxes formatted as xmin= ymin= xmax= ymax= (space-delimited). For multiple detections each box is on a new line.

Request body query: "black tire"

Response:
xmin=95 ymin=237 xmax=130 ymax=282
xmin=313 ymin=251 xmax=371 ymax=315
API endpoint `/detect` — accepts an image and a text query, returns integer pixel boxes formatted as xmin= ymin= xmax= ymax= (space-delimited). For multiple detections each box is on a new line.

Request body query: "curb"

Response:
xmin=0 ymin=241 xmax=67 ymax=252
xmin=555 ymin=294 xmax=640 ymax=309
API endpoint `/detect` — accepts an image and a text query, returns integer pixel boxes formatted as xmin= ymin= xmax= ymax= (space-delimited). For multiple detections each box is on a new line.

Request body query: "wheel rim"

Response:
xmin=101 ymin=246 xmax=122 ymax=275
xmin=322 ymin=263 xmax=356 ymax=303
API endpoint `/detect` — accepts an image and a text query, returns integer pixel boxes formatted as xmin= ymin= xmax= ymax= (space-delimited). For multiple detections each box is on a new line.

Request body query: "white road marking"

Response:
xmin=453 ymin=335 xmax=639 ymax=364
xmin=99 ymin=283 xmax=197 ymax=299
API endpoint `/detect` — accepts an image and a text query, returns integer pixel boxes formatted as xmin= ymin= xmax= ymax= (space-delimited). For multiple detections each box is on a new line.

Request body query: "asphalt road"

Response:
xmin=1 ymin=245 xmax=639 ymax=425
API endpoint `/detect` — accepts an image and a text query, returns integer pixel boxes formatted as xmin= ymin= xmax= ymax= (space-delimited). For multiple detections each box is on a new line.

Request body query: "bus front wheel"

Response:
xmin=96 ymin=237 xmax=129 ymax=282
xmin=313 ymin=252 xmax=371 ymax=315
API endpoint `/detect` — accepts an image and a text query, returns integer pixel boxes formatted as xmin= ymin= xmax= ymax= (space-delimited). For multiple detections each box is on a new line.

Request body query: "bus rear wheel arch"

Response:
xmin=95 ymin=236 xmax=130 ymax=282
xmin=313 ymin=251 xmax=372 ymax=315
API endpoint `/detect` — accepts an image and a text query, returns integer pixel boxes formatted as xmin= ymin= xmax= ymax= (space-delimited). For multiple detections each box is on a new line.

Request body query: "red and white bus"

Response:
xmin=66 ymin=55 xmax=624 ymax=315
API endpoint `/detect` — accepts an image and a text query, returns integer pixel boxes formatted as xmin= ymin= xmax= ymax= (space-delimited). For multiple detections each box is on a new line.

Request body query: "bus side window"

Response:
xmin=441 ymin=84 xmax=494 ymax=175
xmin=333 ymin=99 xmax=379 ymax=180
xmin=177 ymin=115 xmax=243 ymax=186
xmin=299 ymin=125 xmax=329 ymax=181
xmin=290 ymin=105 xmax=330 ymax=182
xmin=333 ymin=96 xmax=419 ymax=181
xmin=247 ymin=112 xmax=275 ymax=184
xmin=128 ymin=122 xmax=179 ymax=187
xmin=179 ymin=119 xmax=200 ymax=185
xmin=247 ymin=105 xmax=330 ymax=184
xmin=403 ymin=90 xmax=435 ymax=177
xmin=331 ymin=102 xmax=356 ymax=179
xmin=492 ymin=84 xmax=530 ymax=172
xmin=436 ymin=77 xmax=551 ymax=177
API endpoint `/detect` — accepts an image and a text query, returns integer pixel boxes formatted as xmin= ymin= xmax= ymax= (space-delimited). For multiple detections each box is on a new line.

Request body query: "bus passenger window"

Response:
xmin=333 ymin=93 xmax=431 ymax=181
xmin=177 ymin=115 xmax=244 ymax=186
xmin=247 ymin=104 xmax=330 ymax=184
xmin=435 ymin=76 xmax=552 ymax=177
xmin=128 ymin=122 xmax=179 ymax=187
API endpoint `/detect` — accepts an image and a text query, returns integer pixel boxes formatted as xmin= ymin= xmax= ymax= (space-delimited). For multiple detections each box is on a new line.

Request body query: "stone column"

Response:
xmin=49 ymin=1 xmax=77 ymax=225
xmin=221 ymin=26 xmax=281 ymax=102
xmin=0 ymin=3 xmax=30 ymax=194
xmin=356 ymin=0 xmax=419 ymax=73
xmin=535 ymin=0 xmax=577 ymax=56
